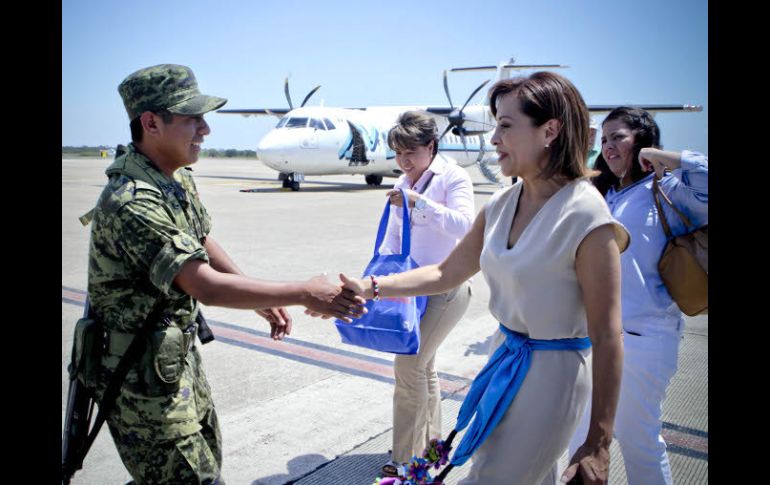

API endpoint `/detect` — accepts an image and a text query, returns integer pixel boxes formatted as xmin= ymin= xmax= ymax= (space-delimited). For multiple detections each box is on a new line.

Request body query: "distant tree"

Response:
xmin=62 ymin=146 xmax=256 ymax=158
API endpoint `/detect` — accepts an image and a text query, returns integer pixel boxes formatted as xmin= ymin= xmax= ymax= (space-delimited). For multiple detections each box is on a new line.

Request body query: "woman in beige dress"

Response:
xmin=339 ymin=71 xmax=629 ymax=484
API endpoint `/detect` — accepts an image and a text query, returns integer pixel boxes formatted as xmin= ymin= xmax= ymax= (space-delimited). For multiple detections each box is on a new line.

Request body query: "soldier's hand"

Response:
xmin=256 ymin=307 xmax=292 ymax=340
xmin=304 ymin=274 xmax=366 ymax=323
xmin=304 ymin=309 xmax=331 ymax=319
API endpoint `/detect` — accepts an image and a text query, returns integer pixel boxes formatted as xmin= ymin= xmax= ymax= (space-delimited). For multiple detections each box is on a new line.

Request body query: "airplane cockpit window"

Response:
xmin=323 ymin=118 xmax=336 ymax=130
xmin=285 ymin=117 xmax=309 ymax=128
xmin=275 ymin=117 xmax=289 ymax=128
xmin=308 ymin=118 xmax=326 ymax=130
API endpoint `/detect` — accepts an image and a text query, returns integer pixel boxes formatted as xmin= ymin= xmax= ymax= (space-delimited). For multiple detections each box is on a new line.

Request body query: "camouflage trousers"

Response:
xmin=108 ymin=406 xmax=223 ymax=484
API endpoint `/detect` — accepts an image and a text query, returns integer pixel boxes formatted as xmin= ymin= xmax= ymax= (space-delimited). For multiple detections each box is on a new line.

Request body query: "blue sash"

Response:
xmin=450 ymin=324 xmax=592 ymax=466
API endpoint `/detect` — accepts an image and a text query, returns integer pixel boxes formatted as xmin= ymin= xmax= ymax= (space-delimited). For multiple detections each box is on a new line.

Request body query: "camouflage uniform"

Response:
xmin=86 ymin=64 xmax=227 ymax=484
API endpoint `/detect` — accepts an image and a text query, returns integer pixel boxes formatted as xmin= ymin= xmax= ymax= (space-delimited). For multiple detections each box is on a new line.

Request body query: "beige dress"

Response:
xmin=459 ymin=178 xmax=628 ymax=485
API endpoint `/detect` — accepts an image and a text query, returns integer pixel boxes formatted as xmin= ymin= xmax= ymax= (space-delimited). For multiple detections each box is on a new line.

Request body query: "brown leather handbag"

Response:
xmin=652 ymin=176 xmax=708 ymax=316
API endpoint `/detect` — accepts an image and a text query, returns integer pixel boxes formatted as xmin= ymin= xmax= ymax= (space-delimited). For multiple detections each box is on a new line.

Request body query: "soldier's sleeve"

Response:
xmin=113 ymin=194 xmax=209 ymax=296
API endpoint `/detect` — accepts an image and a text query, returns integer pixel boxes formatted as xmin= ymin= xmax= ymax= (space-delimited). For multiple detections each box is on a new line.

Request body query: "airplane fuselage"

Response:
xmin=256 ymin=106 xmax=496 ymax=178
xmin=221 ymin=60 xmax=701 ymax=190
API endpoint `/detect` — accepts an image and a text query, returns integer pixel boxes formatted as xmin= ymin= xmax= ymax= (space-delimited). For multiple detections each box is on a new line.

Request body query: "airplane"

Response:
xmin=218 ymin=60 xmax=702 ymax=191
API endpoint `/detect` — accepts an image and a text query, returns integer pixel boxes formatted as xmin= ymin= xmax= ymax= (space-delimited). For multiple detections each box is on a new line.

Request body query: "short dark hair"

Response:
xmin=130 ymin=109 xmax=175 ymax=143
xmin=387 ymin=111 xmax=439 ymax=158
xmin=488 ymin=71 xmax=592 ymax=181
xmin=592 ymin=107 xmax=661 ymax=195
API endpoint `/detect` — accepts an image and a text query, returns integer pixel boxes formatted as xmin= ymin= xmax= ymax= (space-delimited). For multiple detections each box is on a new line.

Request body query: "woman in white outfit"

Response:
xmin=378 ymin=111 xmax=475 ymax=477
xmin=340 ymin=72 xmax=629 ymax=484
xmin=568 ymin=107 xmax=708 ymax=485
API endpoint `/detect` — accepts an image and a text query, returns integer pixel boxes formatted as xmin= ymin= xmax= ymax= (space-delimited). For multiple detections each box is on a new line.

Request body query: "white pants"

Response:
xmin=568 ymin=324 xmax=682 ymax=485
xmin=391 ymin=281 xmax=472 ymax=463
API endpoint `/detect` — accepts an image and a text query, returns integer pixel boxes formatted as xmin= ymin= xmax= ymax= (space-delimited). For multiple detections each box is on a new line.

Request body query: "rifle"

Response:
xmin=62 ymin=301 xmax=215 ymax=483
xmin=196 ymin=310 xmax=215 ymax=344
xmin=61 ymin=300 xmax=96 ymax=484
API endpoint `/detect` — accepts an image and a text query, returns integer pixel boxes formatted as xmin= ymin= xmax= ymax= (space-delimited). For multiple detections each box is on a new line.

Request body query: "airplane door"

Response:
xmin=343 ymin=121 xmax=370 ymax=166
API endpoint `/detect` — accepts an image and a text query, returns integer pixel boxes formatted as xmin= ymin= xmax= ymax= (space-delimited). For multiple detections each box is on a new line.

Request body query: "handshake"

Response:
xmin=302 ymin=273 xmax=368 ymax=321
xmin=258 ymin=273 xmax=368 ymax=341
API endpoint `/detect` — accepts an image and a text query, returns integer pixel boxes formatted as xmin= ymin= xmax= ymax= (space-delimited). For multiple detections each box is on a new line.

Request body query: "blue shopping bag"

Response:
xmin=335 ymin=189 xmax=428 ymax=355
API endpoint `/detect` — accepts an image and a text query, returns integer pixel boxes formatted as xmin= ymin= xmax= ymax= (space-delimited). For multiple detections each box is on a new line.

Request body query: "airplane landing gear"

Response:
xmin=282 ymin=172 xmax=303 ymax=191
xmin=365 ymin=174 xmax=383 ymax=186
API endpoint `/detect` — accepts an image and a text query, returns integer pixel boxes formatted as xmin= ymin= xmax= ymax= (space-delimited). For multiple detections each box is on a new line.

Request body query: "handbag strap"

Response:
xmin=373 ymin=188 xmax=411 ymax=257
xmin=652 ymin=175 xmax=694 ymax=239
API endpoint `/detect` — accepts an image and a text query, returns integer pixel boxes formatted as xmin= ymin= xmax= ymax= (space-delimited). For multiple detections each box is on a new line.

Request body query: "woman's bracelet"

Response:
xmin=370 ymin=275 xmax=380 ymax=301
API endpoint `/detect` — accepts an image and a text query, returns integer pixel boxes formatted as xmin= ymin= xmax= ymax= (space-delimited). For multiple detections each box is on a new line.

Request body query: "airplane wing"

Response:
xmin=588 ymin=104 xmax=702 ymax=114
xmin=217 ymin=108 xmax=291 ymax=118
xmin=450 ymin=64 xmax=568 ymax=72
xmin=424 ymin=104 xmax=702 ymax=117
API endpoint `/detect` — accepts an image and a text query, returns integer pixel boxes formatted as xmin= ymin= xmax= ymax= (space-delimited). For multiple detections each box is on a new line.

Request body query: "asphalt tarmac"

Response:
xmin=62 ymin=156 xmax=707 ymax=484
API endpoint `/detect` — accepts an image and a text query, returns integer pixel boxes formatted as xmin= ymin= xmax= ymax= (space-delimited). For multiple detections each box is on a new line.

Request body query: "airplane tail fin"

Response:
xmin=449 ymin=58 xmax=569 ymax=104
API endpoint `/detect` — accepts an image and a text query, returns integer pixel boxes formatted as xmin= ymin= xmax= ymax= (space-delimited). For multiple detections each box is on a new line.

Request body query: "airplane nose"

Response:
xmin=256 ymin=131 xmax=286 ymax=168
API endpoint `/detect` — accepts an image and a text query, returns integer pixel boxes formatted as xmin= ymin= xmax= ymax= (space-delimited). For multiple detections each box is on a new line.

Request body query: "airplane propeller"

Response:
xmin=439 ymin=72 xmax=490 ymax=140
xmin=438 ymin=71 xmax=491 ymax=159
xmin=284 ymin=77 xmax=321 ymax=109
xmin=474 ymin=135 xmax=504 ymax=185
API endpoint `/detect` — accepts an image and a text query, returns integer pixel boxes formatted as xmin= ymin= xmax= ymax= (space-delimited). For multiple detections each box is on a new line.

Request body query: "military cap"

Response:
xmin=118 ymin=64 xmax=227 ymax=120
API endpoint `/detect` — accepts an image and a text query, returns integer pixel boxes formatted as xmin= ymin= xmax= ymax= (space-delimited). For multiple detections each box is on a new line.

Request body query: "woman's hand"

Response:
xmin=339 ymin=272 xmax=368 ymax=298
xmin=303 ymin=274 xmax=366 ymax=322
xmin=386 ymin=189 xmax=421 ymax=208
xmin=561 ymin=443 xmax=610 ymax=484
xmin=639 ymin=148 xmax=682 ymax=178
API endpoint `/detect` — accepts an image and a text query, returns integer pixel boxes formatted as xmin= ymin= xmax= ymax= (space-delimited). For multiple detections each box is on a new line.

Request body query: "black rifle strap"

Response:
xmin=73 ymin=298 xmax=166 ymax=464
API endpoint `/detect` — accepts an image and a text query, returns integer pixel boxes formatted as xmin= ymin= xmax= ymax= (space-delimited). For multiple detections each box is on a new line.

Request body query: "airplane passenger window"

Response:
xmin=285 ymin=117 xmax=309 ymax=128
xmin=309 ymin=118 xmax=326 ymax=130
xmin=323 ymin=118 xmax=336 ymax=130
xmin=276 ymin=117 xmax=289 ymax=128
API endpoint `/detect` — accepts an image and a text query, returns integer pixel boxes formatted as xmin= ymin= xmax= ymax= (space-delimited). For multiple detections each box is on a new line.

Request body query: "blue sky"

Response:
xmin=62 ymin=0 xmax=708 ymax=153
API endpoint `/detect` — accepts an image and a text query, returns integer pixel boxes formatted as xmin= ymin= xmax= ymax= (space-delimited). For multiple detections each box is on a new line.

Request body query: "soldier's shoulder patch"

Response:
xmin=99 ymin=176 xmax=161 ymax=214
xmin=133 ymin=179 xmax=163 ymax=200
xmin=99 ymin=176 xmax=134 ymax=214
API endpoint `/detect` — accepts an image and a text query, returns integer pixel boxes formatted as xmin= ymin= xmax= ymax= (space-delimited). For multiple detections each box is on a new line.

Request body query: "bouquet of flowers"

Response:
xmin=372 ymin=438 xmax=452 ymax=485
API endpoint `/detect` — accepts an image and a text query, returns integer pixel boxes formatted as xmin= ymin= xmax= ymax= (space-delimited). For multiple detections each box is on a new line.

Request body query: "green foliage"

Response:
xmin=62 ymin=145 xmax=114 ymax=157
xmin=201 ymin=148 xmax=256 ymax=158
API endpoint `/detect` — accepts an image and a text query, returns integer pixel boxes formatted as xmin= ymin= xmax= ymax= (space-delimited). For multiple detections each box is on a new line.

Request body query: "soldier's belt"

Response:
xmin=105 ymin=323 xmax=197 ymax=358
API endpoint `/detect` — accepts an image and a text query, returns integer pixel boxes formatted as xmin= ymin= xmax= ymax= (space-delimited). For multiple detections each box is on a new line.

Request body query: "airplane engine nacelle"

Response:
xmin=457 ymin=105 xmax=495 ymax=134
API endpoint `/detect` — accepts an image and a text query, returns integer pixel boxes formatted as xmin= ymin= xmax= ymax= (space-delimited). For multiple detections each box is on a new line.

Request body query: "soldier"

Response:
xmin=84 ymin=64 xmax=364 ymax=484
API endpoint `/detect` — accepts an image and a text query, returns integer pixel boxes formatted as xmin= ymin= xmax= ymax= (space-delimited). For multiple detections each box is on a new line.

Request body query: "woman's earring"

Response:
xmin=545 ymin=143 xmax=550 ymax=148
